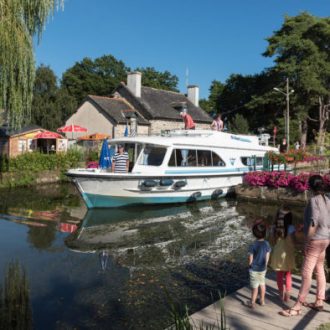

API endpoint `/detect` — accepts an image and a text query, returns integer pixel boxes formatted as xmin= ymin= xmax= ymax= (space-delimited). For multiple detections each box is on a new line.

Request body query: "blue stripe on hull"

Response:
xmin=82 ymin=193 xmax=216 ymax=208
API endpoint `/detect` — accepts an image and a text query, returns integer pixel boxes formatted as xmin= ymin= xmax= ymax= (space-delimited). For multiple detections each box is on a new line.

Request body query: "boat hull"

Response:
xmin=68 ymin=171 xmax=243 ymax=208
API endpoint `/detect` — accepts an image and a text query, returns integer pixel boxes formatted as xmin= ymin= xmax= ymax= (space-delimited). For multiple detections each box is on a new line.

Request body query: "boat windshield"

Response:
xmin=138 ymin=144 xmax=167 ymax=166
xmin=109 ymin=142 xmax=143 ymax=172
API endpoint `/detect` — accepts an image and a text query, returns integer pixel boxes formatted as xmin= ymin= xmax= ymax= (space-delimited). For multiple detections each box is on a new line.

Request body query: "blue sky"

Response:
xmin=35 ymin=0 xmax=330 ymax=98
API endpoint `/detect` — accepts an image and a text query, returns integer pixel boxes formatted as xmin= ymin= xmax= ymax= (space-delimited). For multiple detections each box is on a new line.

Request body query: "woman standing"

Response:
xmin=280 ymin=175 xmax=330 ymax=316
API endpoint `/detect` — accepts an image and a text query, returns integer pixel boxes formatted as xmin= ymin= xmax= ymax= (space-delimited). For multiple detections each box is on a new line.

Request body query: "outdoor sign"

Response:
xmin=57 ymin=139 xmax=68 ymax=152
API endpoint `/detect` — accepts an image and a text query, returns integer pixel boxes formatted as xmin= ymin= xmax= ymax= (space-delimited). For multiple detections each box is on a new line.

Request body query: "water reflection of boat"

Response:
xmin=67 ymin=130 xmax=277 ymax=208
xmin=65 ymin=199 xmax=257 ymax=276
xmin=68 ymin=202 xmax=210 ymax=248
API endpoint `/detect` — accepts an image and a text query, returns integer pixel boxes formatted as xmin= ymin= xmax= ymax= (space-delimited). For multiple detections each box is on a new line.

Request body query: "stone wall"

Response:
xmin=113 ymin=124 xmax=149 ymax=138
xmin=235 ymin=184 xmax=310 ymax=205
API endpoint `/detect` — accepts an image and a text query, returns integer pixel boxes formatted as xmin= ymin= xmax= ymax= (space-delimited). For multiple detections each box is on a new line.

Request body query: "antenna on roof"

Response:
xmin=185 ymin=67 xmax=189 ymax=88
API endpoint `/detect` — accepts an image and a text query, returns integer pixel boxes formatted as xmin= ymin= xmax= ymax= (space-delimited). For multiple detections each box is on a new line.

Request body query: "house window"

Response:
xmin=18 ymin=140 xmax=26 ymax=153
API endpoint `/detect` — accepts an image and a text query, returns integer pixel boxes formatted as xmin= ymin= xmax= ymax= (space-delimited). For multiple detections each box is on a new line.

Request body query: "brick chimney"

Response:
xmin=187 ymin=85 xmax=199 ymax=107
xmin=127 ymin=71 xmax=142 ymax=98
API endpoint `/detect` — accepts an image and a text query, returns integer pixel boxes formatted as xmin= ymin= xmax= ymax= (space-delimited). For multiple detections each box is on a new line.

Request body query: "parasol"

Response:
xmin=34 ymin=131 xmax=63 ymax=139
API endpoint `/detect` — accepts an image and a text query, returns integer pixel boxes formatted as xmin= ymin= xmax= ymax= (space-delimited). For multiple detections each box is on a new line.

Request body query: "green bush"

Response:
xmin=4 ymin=149 xmax=84 ymax=173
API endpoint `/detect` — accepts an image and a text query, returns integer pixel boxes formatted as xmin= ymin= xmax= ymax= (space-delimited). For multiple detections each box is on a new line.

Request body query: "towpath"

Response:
xmin=190 ymin=273 xmax=330 ymax=329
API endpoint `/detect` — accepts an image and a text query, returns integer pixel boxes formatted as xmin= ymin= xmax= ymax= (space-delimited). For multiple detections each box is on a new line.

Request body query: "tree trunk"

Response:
xmin=317 ymin=96 xmax=330 ymax=147
xmin=300 ymin=118 xmax=308 ymax=149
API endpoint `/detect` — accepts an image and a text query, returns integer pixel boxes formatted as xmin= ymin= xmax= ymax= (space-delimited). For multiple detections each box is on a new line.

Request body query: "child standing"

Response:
xmin=270 ymin=206 xmax=296 ymax=302
xmin=248 ymin=221 xmax=271 ymax=308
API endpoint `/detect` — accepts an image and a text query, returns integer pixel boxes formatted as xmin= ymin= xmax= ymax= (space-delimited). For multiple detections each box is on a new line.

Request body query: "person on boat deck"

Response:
xmin=180 ymin=110 xmax=195 ymax=130
xmin=211 ymin=113 xmax=224 ymax=131
xmin=111 ymin=144 xmax=129 ymax=173
xmin=279 ymin=138 xmax=287 ymax=153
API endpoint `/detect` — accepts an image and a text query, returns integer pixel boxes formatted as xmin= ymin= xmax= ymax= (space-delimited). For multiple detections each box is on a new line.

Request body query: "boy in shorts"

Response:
xmin=248 ymin=221 xmax=271 ymax=308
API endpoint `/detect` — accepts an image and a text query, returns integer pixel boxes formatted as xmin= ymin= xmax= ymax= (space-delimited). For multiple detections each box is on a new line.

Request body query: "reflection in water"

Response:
xmin=99 ymin=250 xmax=109 ymax=271
xmin=28 ymin=224 xmax=57 ymax=250
xmin=0 ymin=183 xmax=306 ymax=330
xmin=0 ymin=262 xmax=33 ymax=330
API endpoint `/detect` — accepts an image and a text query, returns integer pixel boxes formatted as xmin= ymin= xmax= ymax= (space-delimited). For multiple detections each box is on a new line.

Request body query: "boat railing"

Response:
xmin=160 ymin=129 xmax=214 ymax=138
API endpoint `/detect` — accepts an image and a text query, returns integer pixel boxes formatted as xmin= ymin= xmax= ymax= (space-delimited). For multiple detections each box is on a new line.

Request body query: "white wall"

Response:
xmin=65 ymin=101 xmax=115 ymax=139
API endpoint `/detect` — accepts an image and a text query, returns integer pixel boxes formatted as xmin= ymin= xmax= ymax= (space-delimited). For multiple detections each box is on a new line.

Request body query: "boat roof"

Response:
xmin=110 ymin=130 xmax=277 ymax=151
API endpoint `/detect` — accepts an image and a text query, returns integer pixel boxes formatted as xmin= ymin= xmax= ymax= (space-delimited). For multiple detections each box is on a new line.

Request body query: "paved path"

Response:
xmin=190 ymin=273 xmax=330 ymax=329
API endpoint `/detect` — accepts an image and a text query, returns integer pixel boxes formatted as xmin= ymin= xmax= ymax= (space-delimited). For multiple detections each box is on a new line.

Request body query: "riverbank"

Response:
xmin=0 ymin=150 xmax=84 ymax=188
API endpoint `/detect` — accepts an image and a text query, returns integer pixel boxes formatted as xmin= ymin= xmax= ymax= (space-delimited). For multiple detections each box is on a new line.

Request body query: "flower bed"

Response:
xmin=243 ymin=171 xmax=330 ymax=193
xmin=267 ymin=150 xmax=325 ymax=165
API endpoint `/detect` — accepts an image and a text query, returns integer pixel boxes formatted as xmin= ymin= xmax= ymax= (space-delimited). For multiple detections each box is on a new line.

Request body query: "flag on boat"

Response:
xmin=99 ymin=139 xmax=112 ymax=169
xmin=124 ymin=125 xmax=129 ymax=137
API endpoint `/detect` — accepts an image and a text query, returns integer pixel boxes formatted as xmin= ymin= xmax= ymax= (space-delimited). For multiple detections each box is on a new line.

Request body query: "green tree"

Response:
xmin=263 ymin=12 xmax=330 ymax=146
xmin=229 ymin=114 xmax=250 ymax=134
xmin=200 ymin=80 xmax=225 ymax=113
xmin=32 ymin=65 xmax=76 ymax=130
xmin=61 ymin=55 xmax=129 ymax=105
xmin=136 ymin=67 xmax=179 ymax=92
xmin=0 ymin=0 xmax=63 ymax=129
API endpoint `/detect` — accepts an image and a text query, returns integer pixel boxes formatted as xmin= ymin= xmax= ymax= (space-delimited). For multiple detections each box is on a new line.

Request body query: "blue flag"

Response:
xmin=124 ymin=125 xmax=129 ymax=137
xmin=99 ymin=139 xmax=111 ymax=169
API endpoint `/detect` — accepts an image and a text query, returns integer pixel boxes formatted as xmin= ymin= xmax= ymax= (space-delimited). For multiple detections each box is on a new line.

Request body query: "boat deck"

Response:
xmin=190 ymin=272 xmax=330 ymax=329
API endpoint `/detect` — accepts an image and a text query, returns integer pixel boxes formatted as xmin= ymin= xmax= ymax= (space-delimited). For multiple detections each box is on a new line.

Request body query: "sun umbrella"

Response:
xmin=34 ymin=131 xmax=63 ymax=139
xmin=57 ymin=124 xmax=87 ymax=139
xmin=99 ymin=139 xmax=112 ymax=169
xmin=57 ymin=124 xmax=87 ymax=133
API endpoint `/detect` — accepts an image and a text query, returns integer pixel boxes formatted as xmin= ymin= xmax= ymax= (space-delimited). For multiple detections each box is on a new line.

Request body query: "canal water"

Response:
xmin=0 ymin=183 xmax=304 ymax=329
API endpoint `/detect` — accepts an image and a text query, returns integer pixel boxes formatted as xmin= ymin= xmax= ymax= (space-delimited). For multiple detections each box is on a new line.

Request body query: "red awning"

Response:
xmin=34 ymin=131 xmax=63 ymax=139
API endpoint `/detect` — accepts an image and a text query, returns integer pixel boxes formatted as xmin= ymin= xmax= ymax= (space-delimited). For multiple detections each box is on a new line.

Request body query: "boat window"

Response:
xmin=212 ymin=151 xmax=226 ymax=166
xmin=197 ymin=150 xmax=212 ymax=166
xmin=138 ymin=145 xmax=167 ymax=166
xmin=169 ymin=149 xmax=223 ymax=167
xmin=241 ymin=156 xmax=263 ymax=166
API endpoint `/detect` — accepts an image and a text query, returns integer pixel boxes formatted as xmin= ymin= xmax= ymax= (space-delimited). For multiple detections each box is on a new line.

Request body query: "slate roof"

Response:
xmin=87 ymin=95 xmax=149 ymax=125
xmin=115 ymin=83 xmax=212 ymax=123
xmin=0 ymin=124 xmax=42 ymax=138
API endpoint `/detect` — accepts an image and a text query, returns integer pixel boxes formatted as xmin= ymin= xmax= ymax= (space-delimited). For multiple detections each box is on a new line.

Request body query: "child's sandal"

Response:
xmin=246 ymin=301 xmax=256 ymax=309
xmin=279 ymin=308 xmax=302 ymax=317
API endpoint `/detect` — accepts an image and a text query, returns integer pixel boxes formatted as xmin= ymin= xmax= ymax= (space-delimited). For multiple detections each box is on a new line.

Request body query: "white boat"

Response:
xmin=67 ymin=130 xmax=278 ymax=208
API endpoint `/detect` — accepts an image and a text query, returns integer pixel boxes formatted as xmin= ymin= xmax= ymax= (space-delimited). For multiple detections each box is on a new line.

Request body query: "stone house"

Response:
xmin=64 ymin=72 xmax=212 ymax=138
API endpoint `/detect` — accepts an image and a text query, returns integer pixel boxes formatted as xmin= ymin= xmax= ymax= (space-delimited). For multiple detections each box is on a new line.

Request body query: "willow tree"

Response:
xmin=0 ymin=0 xmax=63 ymax=129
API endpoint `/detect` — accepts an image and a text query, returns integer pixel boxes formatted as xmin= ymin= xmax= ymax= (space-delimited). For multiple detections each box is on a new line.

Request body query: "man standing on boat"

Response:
xmin=180 ymin=110 xmax=195 ymax=130
xmin=112 ymin=144 xmax=129 ymax=173
xmin=211 ymin=113 xmax=224 ymax=131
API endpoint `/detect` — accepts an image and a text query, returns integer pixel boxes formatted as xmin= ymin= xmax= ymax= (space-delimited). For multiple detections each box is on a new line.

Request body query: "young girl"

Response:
xmin=270 ymin=206 xmax=296 ymax=302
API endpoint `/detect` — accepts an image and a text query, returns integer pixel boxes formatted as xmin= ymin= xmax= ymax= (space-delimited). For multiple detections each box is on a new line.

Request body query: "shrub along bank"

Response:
xmin=0 ymin=149 xmax=84 ymax=188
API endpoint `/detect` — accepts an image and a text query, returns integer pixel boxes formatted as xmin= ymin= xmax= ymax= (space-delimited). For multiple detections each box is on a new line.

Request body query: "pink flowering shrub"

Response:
xmin=243 ymin=171 xmax=330 ymax=193
xmin=243 ymin=171 xmax=269 ymax=186
xmin=266 ymin=171 xmax=294 ymax=188
xmin=289 ymin=173 xmax=310 ymax=192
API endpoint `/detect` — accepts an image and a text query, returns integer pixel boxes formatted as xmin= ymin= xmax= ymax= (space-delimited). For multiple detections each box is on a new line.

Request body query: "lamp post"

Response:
xmin=273 ymin=78 xmax=294 ymax=152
